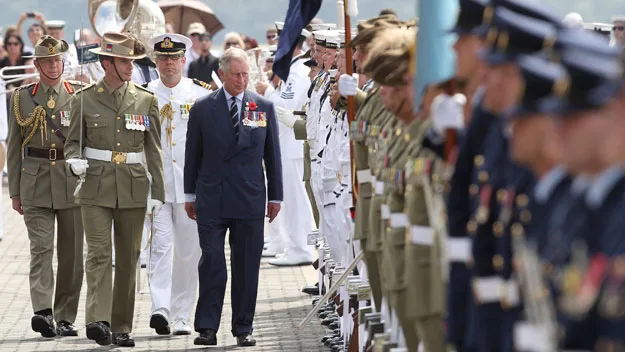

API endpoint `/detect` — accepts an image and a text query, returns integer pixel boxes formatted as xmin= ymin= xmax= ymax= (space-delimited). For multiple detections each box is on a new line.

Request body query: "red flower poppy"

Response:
xmin=249 ymin=102 xmax=258 ymax=111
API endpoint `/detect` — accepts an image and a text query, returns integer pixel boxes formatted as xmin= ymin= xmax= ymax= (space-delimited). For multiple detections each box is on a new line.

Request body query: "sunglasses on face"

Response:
xmin=157 ymin=55 xmax=183 ymax=62
xmin=267 ymin=35 xmax=277 ymax=40
xmin=614 ymin=26 xmax=625 ymax=31
xmin=225 ymin=42 xmax=240 ymax=47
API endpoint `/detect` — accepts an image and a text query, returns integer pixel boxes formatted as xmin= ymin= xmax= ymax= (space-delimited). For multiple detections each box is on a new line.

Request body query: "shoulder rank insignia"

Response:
xmin=193 ymin=78 xmax=211 ymax=90
xmin=30 ymin=82 xmax=40 ymax=96
xmin=63 ymin=81 xmax=75 ymax=94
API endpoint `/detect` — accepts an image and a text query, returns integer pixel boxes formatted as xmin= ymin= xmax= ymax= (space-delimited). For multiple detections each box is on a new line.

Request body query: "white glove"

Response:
xmin=275 ymin=106 xmax=297 ymax=128
xmin=147 ymin=199 xmax=163 ymax=216
xmin=66 ymin=158 xmax=89 ymax=176
xmin=338 ymin=73 xmax=358 ymax=97
xmin=431 ymin=93 xmax=466 ymax=135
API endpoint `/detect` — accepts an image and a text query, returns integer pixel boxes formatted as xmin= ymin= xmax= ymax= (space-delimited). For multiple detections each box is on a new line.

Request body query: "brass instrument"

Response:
xmin=89 ymin=0 xmax=166 ymax=51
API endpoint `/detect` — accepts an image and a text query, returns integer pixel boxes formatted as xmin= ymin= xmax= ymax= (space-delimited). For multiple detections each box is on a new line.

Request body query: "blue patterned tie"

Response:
xmin=230 ymin=96 xmax=239 ymax=137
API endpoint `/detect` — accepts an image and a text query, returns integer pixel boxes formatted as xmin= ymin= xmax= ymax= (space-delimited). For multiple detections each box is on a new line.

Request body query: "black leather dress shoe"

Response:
xmin=194 ymin=329 xmax=217 ymax=345
xmin=149 ymin=313 xmax=170 ymax=335
xmin=236 ymin=333 xmax=257 ymax=347
xmin=113 ymin=332 xmax=135 ymax=347
xmin=86 ymin=321 xmax=111 ymax=345
xmin=56 ymin=320 xmax=78 ymax=336
xmin=31 ymin=313 xmax=56 ymax=338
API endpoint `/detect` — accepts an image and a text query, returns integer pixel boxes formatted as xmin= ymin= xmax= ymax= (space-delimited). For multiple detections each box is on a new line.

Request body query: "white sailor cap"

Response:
xmin=45 ymin=20 xmax=66 ymax=29
xmin=313 ymin=30 xmax=337 ymax=46
xmin=323 ymin=31 xmax=341 ymax=49
xmin=148 ymin=33 xmax=192 ymax=55
xmin=310 ymin=23 xmax=337 ymax=31
xmin=612 ymin=14 xmax=625 ymax=23
xmin=337 ymin=29 xmax=357 ymax=48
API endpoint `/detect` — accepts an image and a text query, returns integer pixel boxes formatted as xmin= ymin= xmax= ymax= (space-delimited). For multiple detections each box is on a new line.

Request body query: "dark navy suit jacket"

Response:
xmin=184 ymin=87 xmax=283 ymax=220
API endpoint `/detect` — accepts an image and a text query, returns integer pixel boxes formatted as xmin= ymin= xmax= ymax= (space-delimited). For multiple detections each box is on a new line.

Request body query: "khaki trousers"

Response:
xmin=23 ymin=206 xmax=84 ymax=322
xmin=81 ymin=205 xmax=145 ymax=333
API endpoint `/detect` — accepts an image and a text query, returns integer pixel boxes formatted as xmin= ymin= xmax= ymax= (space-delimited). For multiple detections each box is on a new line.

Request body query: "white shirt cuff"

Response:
xmin=269 ymin=200 xmax=281 ymax=204
xmin=185 ymin=193 xmax=196 ymax=202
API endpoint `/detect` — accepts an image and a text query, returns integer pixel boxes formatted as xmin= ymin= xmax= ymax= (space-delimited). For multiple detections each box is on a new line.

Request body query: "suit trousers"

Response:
xmin=81 ymin=205 xmax=146 ymax=333
xmin=23 ymin=206 xmax=83 ymax=322
xmin=149 ymin=202 xmax=201 ymax=322
xmin=194 ymin=216 xmax=264 ymax=336
xmin=268 ymin=158 xmax=314 ymax=259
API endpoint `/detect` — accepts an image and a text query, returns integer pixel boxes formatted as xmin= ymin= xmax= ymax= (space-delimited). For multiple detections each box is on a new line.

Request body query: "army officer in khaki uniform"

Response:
xmin=64 ymin=32 xmax=165 ymax=348
xmin=7 ymin=35 xmax=84 ymax=339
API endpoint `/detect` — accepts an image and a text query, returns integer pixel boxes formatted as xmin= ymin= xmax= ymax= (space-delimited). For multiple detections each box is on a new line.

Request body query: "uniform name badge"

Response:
xmin=242 ymin=111 xmax=267 ymax=128
xmin=60 ymin=111 xmax=71 ymax=127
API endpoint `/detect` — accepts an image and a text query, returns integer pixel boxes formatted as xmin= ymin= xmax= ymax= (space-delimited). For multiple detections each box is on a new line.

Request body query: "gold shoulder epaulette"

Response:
xmin=193 ymin=78 xmax=211 ymax=90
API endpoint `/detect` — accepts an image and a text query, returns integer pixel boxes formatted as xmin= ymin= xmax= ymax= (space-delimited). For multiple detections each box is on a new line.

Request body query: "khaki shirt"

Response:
xmin=64 ymin=78 xmax=165 ymax=208
xmin=7 ymin=80 xmax=83 ymax=209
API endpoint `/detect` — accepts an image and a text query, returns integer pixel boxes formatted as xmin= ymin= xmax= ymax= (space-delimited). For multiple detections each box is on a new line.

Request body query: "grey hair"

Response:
xmin=219 ymin=48 xmax=248 ymax=72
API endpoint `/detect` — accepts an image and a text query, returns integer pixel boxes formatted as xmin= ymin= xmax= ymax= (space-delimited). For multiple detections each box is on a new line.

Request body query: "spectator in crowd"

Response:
xmin=16 ymin=12 xmax=47 ymax=53
xmin=184 ymin=22 xmax=206 ymax=77
xmin=244 ymin=36 xmax=258 ymax=50
xmin=188 ymin=32 xmax=219 ymax=84
xmin=266 ymin=26 xmax=278 ymax=46
xmin=223 ymin=32 xmax=245 ymax=51
xmin=0 ymin=34 xmax=32 ymax=90
xmin=379 ymin=8 xmax=398 ymax=17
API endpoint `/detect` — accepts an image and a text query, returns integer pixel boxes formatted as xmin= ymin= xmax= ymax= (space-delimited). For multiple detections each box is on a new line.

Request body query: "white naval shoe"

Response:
xmin=268 ymin=253 xmax=314 ymax=266
xmin=172 ymin=319 xmax=192 ymax=336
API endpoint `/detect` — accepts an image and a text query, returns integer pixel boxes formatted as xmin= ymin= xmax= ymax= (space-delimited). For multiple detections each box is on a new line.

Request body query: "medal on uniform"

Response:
xmin=125 ymin=114 xmax=132 ymax=130
xmin=559 ymin=253 xmax=609 ymax=318
xmin=60 ymin=111 xmax=71 ymax=127
xmin=498 ymin=188 xmax=516 ymax=226
xmin=599 ymin=256 xmax=625 ymax=318
xmin=47 ymin=98 xmax=56 ymax=109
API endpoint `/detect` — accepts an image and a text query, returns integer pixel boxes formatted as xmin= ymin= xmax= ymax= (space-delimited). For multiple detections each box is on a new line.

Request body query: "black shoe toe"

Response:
xmin=194 ymin=329 xmax=217 ymax=345
xmin=149 ymin=313 xmax=171 ymax=335
xmin=86 ymin=322 xmax=111 ymax=345
xmin=236 ymin=333 xmax=256 ymax=347
xmin=31 ymin=314 xmax=56 ymax=338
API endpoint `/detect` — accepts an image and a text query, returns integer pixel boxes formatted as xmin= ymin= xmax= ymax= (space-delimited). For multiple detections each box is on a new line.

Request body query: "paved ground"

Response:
xmin=0 ymin=180 xmax=326 ymax=351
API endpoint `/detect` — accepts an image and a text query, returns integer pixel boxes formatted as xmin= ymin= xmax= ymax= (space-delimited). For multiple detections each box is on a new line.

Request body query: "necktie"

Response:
xmin=230 ymin=96 xmax=239 ymax=137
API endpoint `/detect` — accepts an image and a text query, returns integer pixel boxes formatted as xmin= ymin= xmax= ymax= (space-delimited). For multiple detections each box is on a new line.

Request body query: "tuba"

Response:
xmin=88 ymin=0 xmax=166 ymax=50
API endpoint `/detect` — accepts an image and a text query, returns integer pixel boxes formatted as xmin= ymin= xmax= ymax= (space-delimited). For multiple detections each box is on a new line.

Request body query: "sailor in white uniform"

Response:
xmin=256 ymin=25 xmax=315 ymax=266
xmin=145 ymin=33 xmax=212 ymax=335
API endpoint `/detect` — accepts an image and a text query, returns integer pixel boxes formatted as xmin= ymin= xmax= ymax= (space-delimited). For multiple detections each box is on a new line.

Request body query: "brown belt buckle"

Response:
xmin=111 ymin=151 xmax=127 ymax=164
xmin=49 ymin=148 xmax=57 ymax=161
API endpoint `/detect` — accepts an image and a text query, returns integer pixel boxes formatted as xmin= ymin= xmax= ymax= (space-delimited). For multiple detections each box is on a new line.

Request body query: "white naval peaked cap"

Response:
xmin=301 ymin=29 xmax=312 ymax=38
xmin=45 ymin=20 xmax=66 ymax=29
xmin=563 ymin=12 xmax=584 ymax=28
xmin=612 ymin=14 xmax=625 ymax=22
xmin=310 ymin=23 xmax=337 ymax=31
xmin=148 ymin=33 xmax=193 ymax=54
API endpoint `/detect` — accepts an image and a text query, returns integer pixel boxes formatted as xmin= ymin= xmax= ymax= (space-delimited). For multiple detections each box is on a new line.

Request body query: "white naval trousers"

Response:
xmin=267 ymin=158 xmax=315 ymax=259
xmin=148 ymin=202 xmax=201 ymax=322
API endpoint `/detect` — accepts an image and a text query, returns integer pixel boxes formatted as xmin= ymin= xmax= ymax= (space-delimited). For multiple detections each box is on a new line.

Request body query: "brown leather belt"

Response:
xmin=24 ymin=147 xmax=64 ymax=160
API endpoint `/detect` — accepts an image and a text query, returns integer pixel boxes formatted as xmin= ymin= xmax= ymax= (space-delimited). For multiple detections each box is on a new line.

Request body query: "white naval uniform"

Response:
xmin=263 ymin=55 xmax=315 ymax=261
xmin=146 ymin=77 xmax=210 ymax=323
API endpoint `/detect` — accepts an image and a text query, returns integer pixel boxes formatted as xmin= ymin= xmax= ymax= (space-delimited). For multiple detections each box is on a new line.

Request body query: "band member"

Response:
xmin=7 ymin=35 xmax=84 ymax=339
xmin=145 ymin=33 xmax=211 ymax=336
xmin=184 ymin=47 xmax=283 ymax=347
xmin=64 ymin=32 xmax=165 ymax=347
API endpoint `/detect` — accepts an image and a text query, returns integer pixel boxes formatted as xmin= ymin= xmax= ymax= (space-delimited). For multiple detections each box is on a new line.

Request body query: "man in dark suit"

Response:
xmin=187 ymin=32 xmax=220 ymax=83
xmin=184 ymin=47 xmax=283 ymax=348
